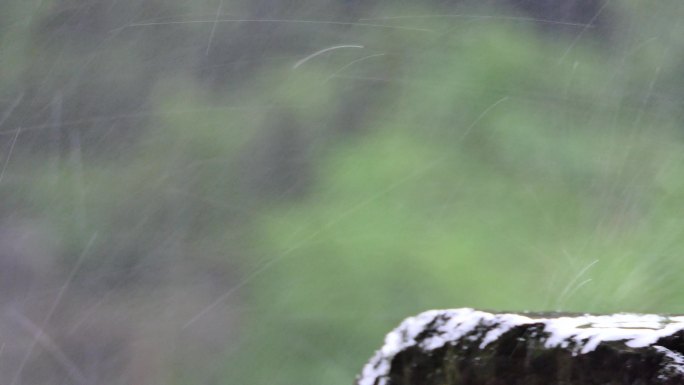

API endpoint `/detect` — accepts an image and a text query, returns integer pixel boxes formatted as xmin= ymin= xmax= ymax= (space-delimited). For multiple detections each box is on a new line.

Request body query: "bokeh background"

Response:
xmin=1 ymin=0 xmax=684 ymax=384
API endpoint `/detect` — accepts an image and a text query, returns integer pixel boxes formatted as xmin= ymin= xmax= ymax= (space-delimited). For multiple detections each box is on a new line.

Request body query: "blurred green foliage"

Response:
xmin=2 ymin=1 xmax=684 ymax=384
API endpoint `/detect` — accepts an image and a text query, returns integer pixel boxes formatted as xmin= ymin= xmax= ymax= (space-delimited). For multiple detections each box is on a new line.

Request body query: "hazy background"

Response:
xmin=1 ymin=0 xmax=684 ymax=384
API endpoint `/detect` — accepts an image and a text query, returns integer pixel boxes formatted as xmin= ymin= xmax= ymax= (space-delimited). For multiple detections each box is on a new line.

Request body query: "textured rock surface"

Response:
xmin=356 ymin=308 xmax=684 ymax=385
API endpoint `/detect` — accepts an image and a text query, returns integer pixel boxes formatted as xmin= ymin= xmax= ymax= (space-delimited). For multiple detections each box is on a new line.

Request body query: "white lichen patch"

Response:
xmin=357 ymin=308 xmax=684 ymax=385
